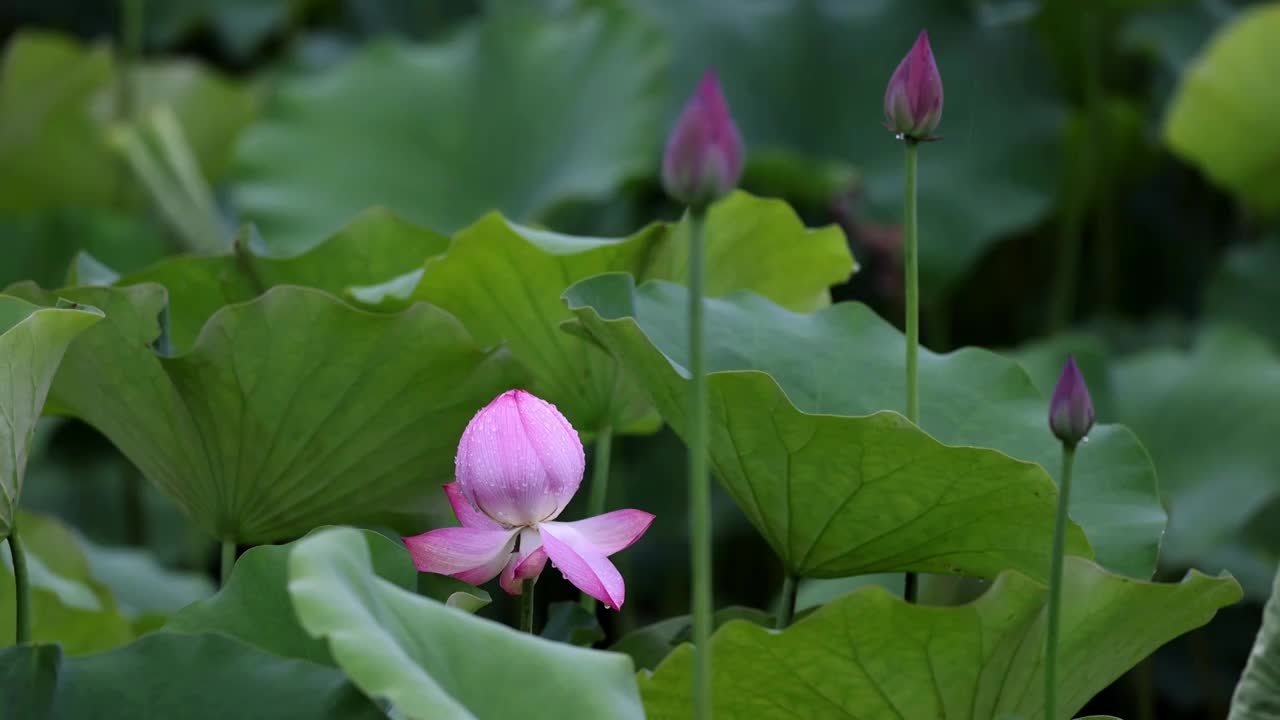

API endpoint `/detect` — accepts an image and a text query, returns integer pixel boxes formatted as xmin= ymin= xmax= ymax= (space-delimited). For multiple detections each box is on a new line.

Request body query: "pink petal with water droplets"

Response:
xmin=443 ymin=482 xmax=502 ymax=530
xmin=539 ymin=523 xmax=626 ymax=610
xmin=545 ymin=509 xmax=654 ymax=557
xmin=403 ymin=527 xmax=516 ymax=585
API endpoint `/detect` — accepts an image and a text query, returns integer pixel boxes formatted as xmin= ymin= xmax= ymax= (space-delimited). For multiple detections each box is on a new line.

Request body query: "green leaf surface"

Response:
xmin=610 ymin=606 xmax=774 ymax=672
xmin=1163 ymin=4 xmax=1280 ymax=213
xmin=638 ymin=558 xmax=1240 ymax=719
xmin=167 ymin=527 xmax=415 ymax=665
xmin=231 ymin=7 xmax=665 ymax=255
xmin=1 ymin=513 xmax=133 ymax=655
xmin=0 ymin=296 xmax=102 ymax=535
xmin=355 ymin=192 xmax=853 ymax=435
xmin=80 ymin=541 xmax=214 ymax=620
xmin=628 ymin=0 xmax=1065 ymax=293
xmin=288 ymin=526 xmax=645 ymax=720
xmin=118 ymin=208 xmax=450 ymax=351
xmin=1205 ymin=240 xmax=1280 ymax=348
xmin=1229 ymin=564 xmax=1280 ymax=719
xmin=0 ymin=634 xmax=383 ymax=719
xmin=541 ymin=601 xmax=605 ymax=648
xmin=4 ymin=283 xmax=523 ymax=543
xmin=567 ymin=276 xmax=1162 ymax=578
xmin=1112 ymin=326 xmax=1280 ymax=589
xmin=0 ymin=31 xmax=255 ymax=212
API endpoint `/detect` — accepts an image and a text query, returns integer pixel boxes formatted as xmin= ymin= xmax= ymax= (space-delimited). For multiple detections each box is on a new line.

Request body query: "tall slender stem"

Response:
xmin=520 ymin=579 xmax=536 ymax=633
xmin=1045 ymin=445 xmax=1077 ymax=720
xmin=8 ymin=526 xmax=31 ymax=644
xmin=581 ymin=425 xmax=615 ymax=611
xmin=776 ymin=574 xmax=797 ymax=629
xmin=688 ymin=207 xmax=713 ymax=720
xmin=220 ymin=539 xmax=236 ymax=587
xmin=902 ymin=138 xmax=921 ymax=604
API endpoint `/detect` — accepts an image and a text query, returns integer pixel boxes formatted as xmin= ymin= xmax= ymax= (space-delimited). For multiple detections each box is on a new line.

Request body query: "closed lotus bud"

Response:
xmin=884 ymin=30 xmax=944 ymax=140
xmin=455 ymin=389 xmax=585 ymax=527
xmin=662 ymin=70 xmax=744 ymax=208
xmin=1049 ymin=355 xmax=1095 ymax=448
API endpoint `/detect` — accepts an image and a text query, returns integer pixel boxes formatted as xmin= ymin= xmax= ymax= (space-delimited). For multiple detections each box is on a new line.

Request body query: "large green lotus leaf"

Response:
xmin=1164 ymin=5 xmax=1280 ymax=213
xmin=1112 ymin=326 xmax=1280 ymax=586
xmin=117 ymin=208 xmax=449 ymax=351
xmin=0 ymin=31 xmax=255 ymax=212
xmin=288 ymin=526 xmax=645 ymax=720
xmin=627 ymin=0 xmax=1065 ymax=294
xmin=1 ymin=512 xmax=133 ymax=655
xmin=0 ymin=295 xmax=102 ymax=536
xmin=567 ymin=277 xmax=1092 ymax=580
xmin=80 ymin=540 xmax=214 ymax=621
xmin=231 ymin=6 xmax=665 ymax=255
xmin=566 ymin=275 xmax=1164 ymax=578
xmin=0 ymin=634 xmax=383 ymax=719
xmin=3 ymin=283 xmax=523 ymax=543
xmin=638 ymin=558 xmax=1241 ymax=719
xmin=353 ymin=192 xmax=853 ymax=435
xmin=167 ymin=528 xmax=416 ymax=666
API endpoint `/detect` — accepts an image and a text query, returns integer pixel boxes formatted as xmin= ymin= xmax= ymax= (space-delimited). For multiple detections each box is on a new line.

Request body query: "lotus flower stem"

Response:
xmin=8 ymin=525 xmax=31 ymax=644
xmin=220 ymin=539 xmax=236 ymax=587
xmin=688 ymin=207 xmax=713 ymax=720
xmin=776 ymin=574 xmax=798 ymax=629
xmin=520 ymin=578 xmax=536 ymax=633
xmin=580 ymin=424 xmax=615 ymax=611
xmin=902 ymin=138 xmax=921 ymax=604
xmin=1045 ymin=445 xmax=1076 ymax=720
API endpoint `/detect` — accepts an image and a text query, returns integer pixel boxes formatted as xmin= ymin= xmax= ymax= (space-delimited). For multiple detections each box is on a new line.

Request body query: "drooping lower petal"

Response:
xmin=539 ymin=522 xmax=626 ymax=610
xmin=443 ymin=482 xmax=502 ymax=530
xmin=403 ymin=527 xmax=516 ymax=586
xmin=499 ymin=527 xmax=549 ymax=595
xmin=545 ymin=509 xmax=654 ymax=556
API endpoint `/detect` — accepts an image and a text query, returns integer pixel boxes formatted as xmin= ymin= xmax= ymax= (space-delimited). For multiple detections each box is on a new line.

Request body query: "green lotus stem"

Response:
xmin=520 ymin=579 xmax=536 ymax=633
xmin=580 ymin=424 xmax=614 ymax=612
xmin=8 ymin=526 xmax=31 ymax=644
xmin=903 ymin=138 xmax=920 ymax=604
xmin=220 ymin=539 xmax=236 ymax=587
xmin=688 ymin=207 xmax=713 ymax=720
xmin=776 ymin=574 xmax=797 ymax=629
xmin=1045 ymin=445 xmax=1076 ymax=720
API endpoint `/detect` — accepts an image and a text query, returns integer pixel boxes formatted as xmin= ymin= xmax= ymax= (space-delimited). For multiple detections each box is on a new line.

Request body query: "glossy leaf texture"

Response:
xmin=639 ymin=558 xmax=1241 ymax=719
xmin=0 ymin=31 xmax=255 ymax=212
xmin=3 ymin=282 xmax=523 ymax=544
xmin=349 ymin=192 xmax=854 ymax=435
xmin=231 ymin=6 xmax=666 ymax=254
xmin=166 ymin=528 xmax=420 ymax=666
xmin=1 ymin=512 xmax=133 ymax=654
xmin=1164 ymin=4 xmax=1280 ymax=213
xmin=0 ymin=295 xmax=102 ymax=536
xmin=1112 ymin=325 xmax=1280 ymax=595
xmin=116 ymin=208 xmax=450 ymax=351
xmin=0 ymin=635 xmax=383 ymax=719
xmin=566 ymin=276 xmax=1164 ymax=578
xmin=1230 ymin=564 xmax=1280 ymax=719
xmin=628 ymin=0 xmax=1065 ymax=294
xmin=567 ymin=276 xmax=1093 ymax=581
xmin=288 ymin=526 xmax=646 ymax=720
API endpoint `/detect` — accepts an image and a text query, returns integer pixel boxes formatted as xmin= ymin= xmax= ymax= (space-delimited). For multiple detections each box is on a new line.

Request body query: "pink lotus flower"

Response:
xmin=661 ymin=69 xmax=744 ymax=208
xmin=884 ymin=30 xmax=944 ymax=140
xmin=403 ymin=390 xmax=654 ymax=610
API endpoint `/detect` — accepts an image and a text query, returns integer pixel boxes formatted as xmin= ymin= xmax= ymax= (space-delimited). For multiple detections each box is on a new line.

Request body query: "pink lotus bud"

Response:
xmin=884 ymin=30 xmax=943 ymax=141
xmin=1049 ymin=355 xmax=1095 ymax=448
xmin=403 ymin=389 xmax=655 ymax=610
xmin=662 ymin=70 xmax=744 ymax=208
xmin=455 ymin=389 xmax=585 ymax=527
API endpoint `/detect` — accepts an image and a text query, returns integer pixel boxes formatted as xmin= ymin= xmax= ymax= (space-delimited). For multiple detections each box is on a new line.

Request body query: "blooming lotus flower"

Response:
xmin=662 ymin=69 xmax=744 ymax=208
xmin=403 ymin=390 xmax=654 ymax=610
xmin=884 ymin=30 xmax=944 ymax=140
xmin=1049 ymin=355 xmax=1095 ymax=448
